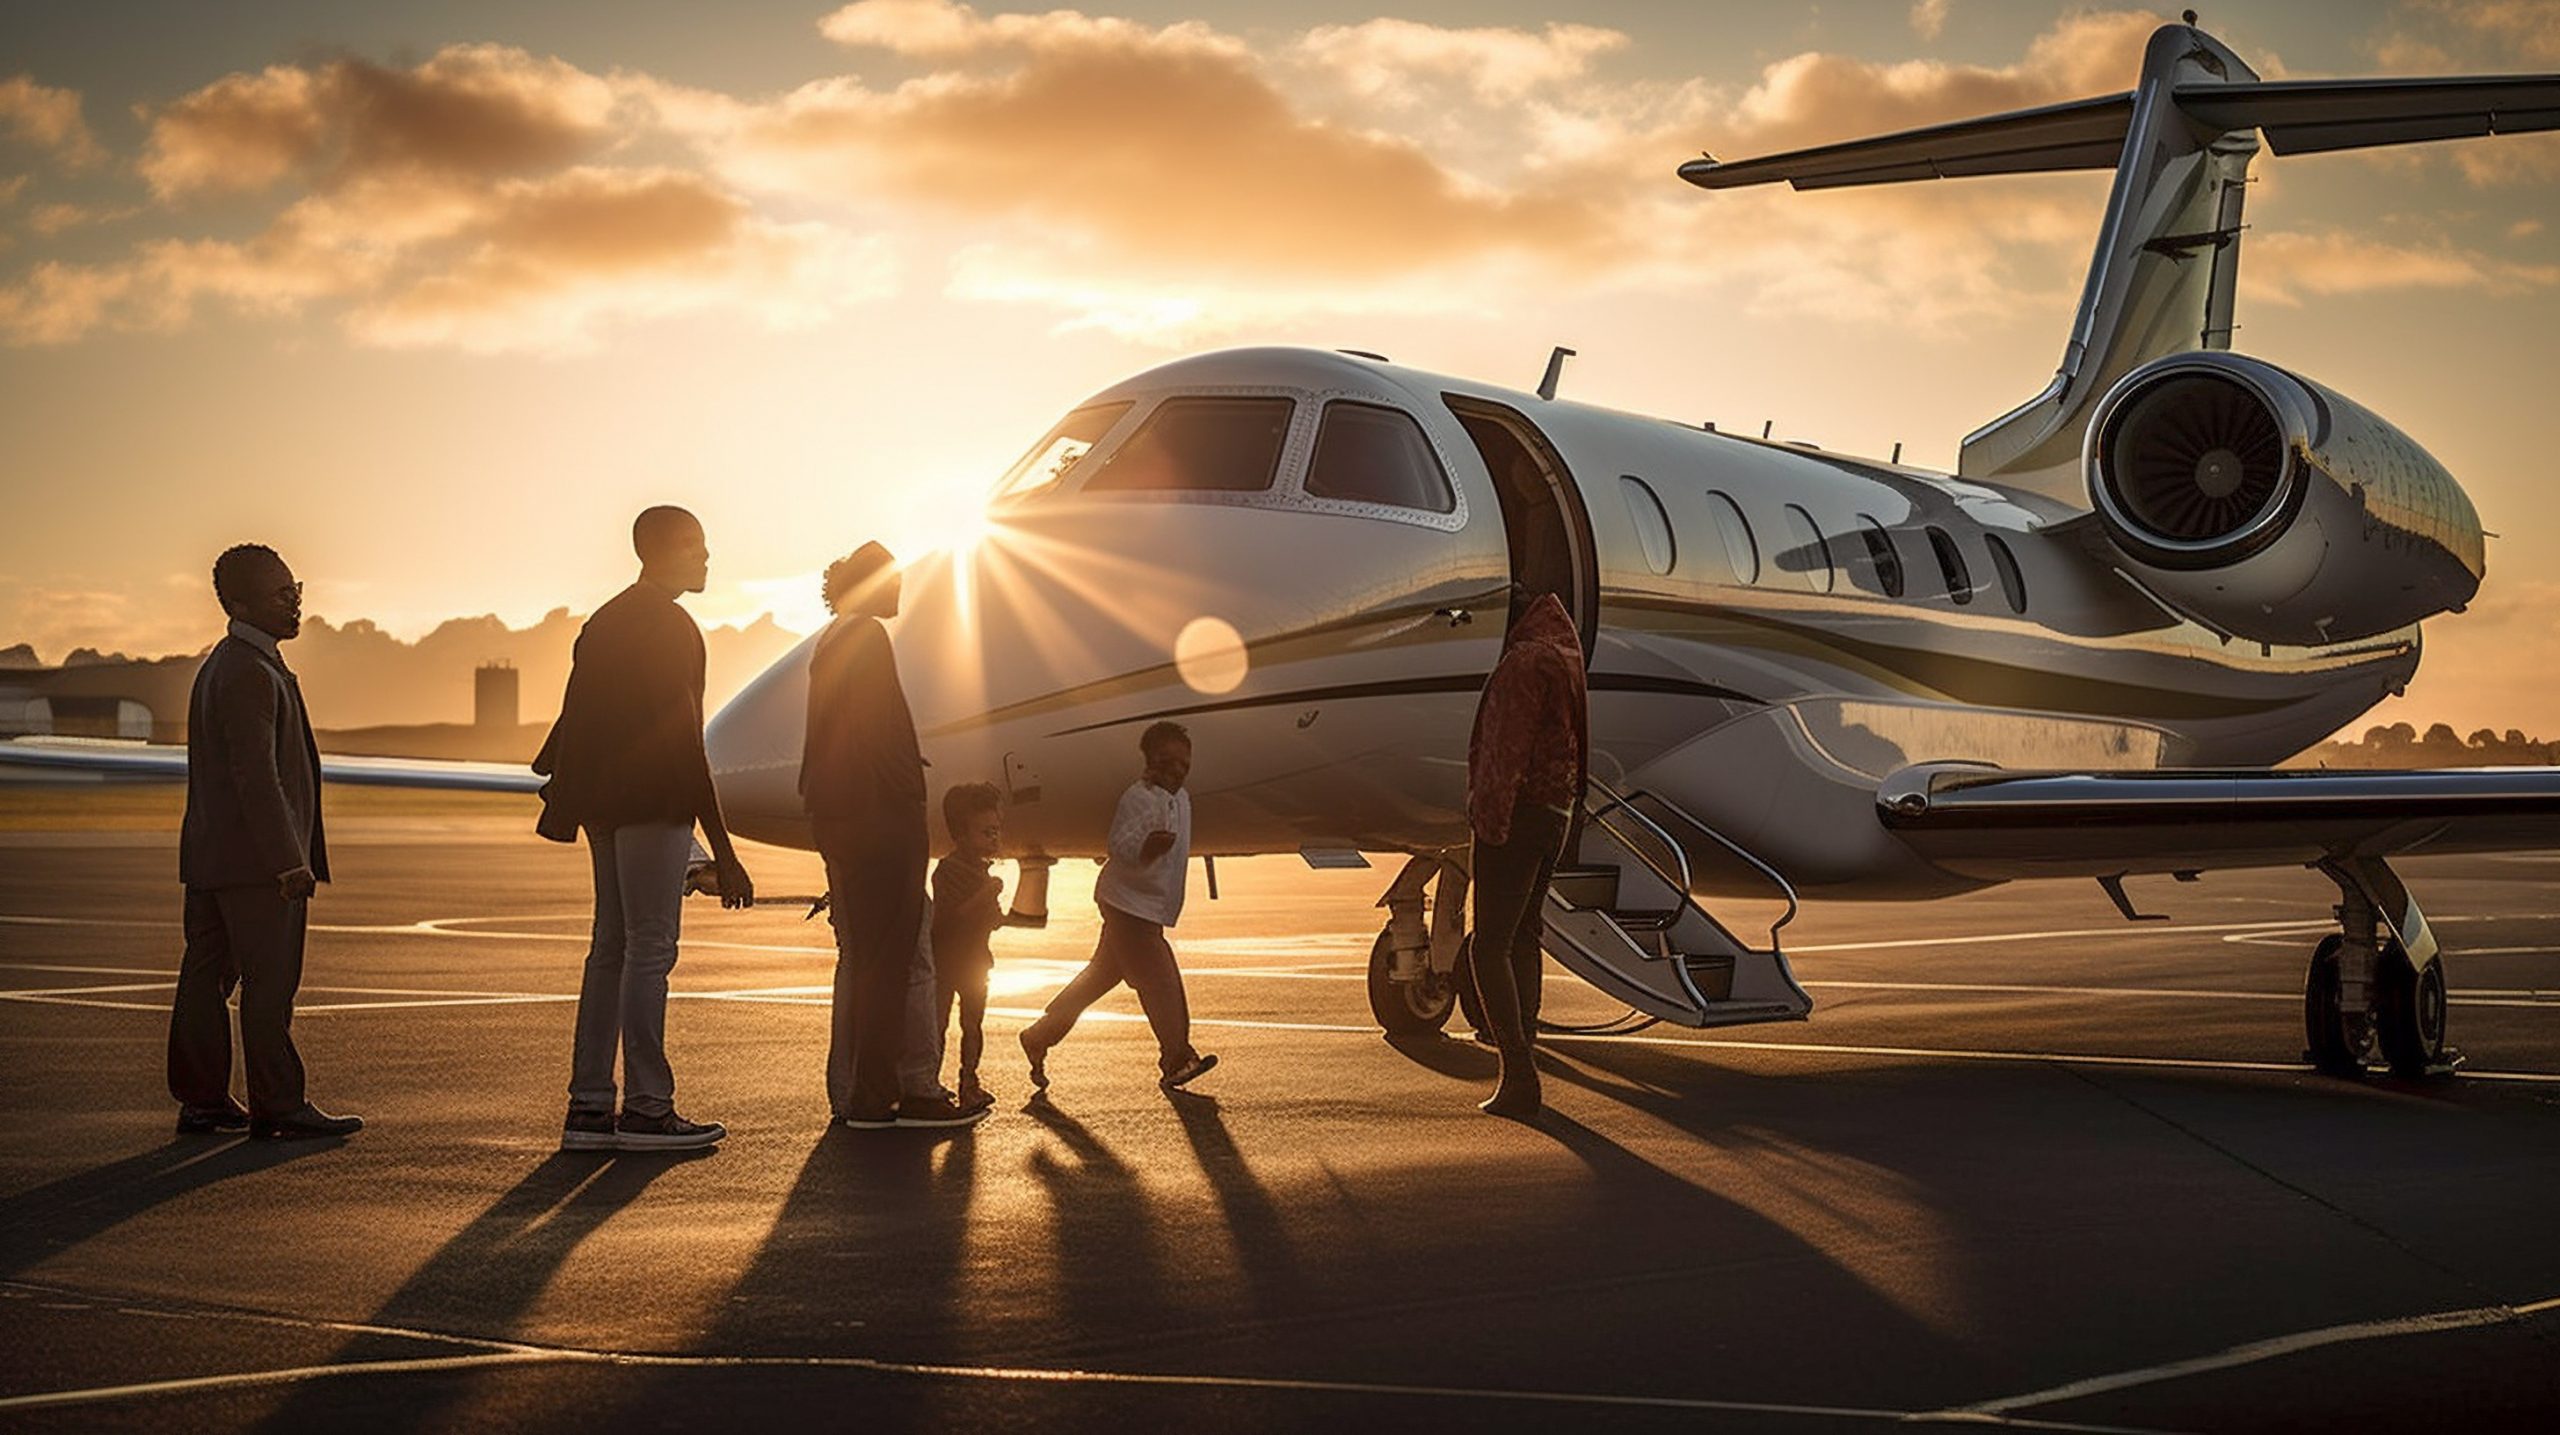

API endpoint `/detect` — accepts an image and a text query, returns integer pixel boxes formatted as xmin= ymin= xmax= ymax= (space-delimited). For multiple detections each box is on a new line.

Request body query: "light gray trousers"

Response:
xmin=569 ymin=822 xmax=693 ymax=1118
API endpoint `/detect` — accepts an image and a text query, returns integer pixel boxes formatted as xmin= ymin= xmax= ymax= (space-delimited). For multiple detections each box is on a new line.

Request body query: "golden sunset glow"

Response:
xmin=2 ymin=0 xmax=2555 ymax=734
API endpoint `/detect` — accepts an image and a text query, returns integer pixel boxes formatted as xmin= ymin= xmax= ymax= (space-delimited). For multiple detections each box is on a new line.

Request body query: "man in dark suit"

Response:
xmin=805 ymin=542 xmax=977 ymax=1129
xmin=537 ymin=506 xmax=753 ymax=1153
xmin=170 ymin=544 xmax=362 ymax=1140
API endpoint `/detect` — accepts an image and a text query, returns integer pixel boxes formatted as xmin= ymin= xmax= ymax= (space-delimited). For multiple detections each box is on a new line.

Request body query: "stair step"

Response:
xmin=1548 ymin=866 xmax=1621 ymax=912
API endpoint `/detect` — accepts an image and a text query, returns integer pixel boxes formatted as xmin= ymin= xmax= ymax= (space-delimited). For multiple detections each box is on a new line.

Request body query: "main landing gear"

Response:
xmin=1365 ymin=856 xmax=1477 ymax=1037
xmin=2304 ymin=856 xmax=2458 ymax=1079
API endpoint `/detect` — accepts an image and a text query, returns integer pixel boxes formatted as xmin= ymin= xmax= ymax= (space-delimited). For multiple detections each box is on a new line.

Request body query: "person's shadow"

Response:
xmin=0 ymin=1136 xmax=345 ymax=1282
xmin=1169 ymin=1095 xmax=1305 ymax=1311
xmin=253 ymin=1149 xmax=707 ymax=1435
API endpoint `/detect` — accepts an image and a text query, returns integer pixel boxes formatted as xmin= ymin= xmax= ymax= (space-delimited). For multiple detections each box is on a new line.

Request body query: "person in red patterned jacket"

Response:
xmin=1465 ymin=589 xmax=1589 ymax=1119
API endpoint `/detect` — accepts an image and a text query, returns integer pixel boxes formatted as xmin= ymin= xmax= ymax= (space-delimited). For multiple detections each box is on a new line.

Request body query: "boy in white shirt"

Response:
xmin=1019 ymin=721 xmax=1216 ymax=1092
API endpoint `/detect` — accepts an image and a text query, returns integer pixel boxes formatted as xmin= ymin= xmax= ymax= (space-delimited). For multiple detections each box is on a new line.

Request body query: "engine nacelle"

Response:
xmin=2085 ymin=352 xmax=2484 ymax=646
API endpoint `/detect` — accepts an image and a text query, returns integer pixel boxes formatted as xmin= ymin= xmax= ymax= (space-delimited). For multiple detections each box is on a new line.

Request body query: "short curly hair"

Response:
xmin=211 ymin=544 xmax=283 ymax=608
xmin=1139 ymin=720 xmax=1190 ymax=759
xmin=941 ymin=781 xmax=1002 ymax=839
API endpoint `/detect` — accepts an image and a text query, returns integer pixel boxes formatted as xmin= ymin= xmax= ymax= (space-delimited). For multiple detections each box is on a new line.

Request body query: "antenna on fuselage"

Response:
xmin=1537 ymin=346 xmax=1576 ymax=401
xmin=1761 ymin=420 xmax=1773 ymax=439
xmin=1892 ymin=441 xmax=1904 ymax=463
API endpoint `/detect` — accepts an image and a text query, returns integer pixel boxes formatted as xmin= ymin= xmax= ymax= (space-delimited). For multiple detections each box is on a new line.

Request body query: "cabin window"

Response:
xmin=1984 ymin=533 xmax=2028 ymax=614
xmin=1619 ymin=476 xmax=1676 ymax=574
xmin=1085 ymin=396 xmax=1294 ymax=495
xmin=1779 ymin=504 xmax=1835 ymax=593
xmin=993 ymin=402 xmax=1132 ymax=503
xmin=1705 ymin=490 xmax=1759 ymax=584
xmin=1306 ymin=402 xmax=1456 ymax=512
xmin=1853 ymin=516 xmax=1904 ymax=598
xmin=1926 ymin=526 xmax=1974 ymax=605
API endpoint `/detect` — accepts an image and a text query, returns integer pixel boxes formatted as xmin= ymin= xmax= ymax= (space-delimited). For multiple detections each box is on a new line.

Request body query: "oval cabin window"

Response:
xmin=1854 ymin=516 xmax=1905 ymax=598
xmin=1779 ymin=504 xmax=1834 ymax=593
xmin=1984 ymin=533 xmax=2028 ymax=614
xmin=1620 ymin=476 xmax=1676 ymax=574
xmin=1705 ymin=491 xmax=1759 ymax=584
xmin=1926 ymin=526 xmax=1974 ymax=605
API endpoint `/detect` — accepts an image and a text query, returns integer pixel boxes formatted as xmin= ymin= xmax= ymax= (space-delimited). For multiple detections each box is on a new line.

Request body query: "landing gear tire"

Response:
xmin=2304 ymin=934 xmax=2377 ymax=1077
xmin=1367 ymin=927 xmax=1456 ymax=1036
xmin=2373 ymin=940 xmax=2451 ymax=1078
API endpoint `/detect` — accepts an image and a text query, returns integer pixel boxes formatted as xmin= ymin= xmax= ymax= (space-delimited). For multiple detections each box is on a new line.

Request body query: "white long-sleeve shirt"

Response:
xmin=1093 ymin=778 xmax=1191 ymax=927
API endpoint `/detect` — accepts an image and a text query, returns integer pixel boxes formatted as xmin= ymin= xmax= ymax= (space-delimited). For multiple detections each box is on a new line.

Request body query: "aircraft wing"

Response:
xmin=1878 ymin=763 xmax=2560 ymax=883
xmin=0 ymin=737 xmax=543 ymax=794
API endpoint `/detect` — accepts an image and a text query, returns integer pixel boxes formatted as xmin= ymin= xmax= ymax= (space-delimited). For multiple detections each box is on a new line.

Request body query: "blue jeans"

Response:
xmin=569 ymin=822 xmax=693 ymax=1118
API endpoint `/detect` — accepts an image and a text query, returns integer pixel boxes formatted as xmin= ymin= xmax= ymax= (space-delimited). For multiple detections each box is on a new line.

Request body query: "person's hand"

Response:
xmin=1140 ymin=829 xmax=1176 ymax=863
xmin=278 ymin=865 xmax=317 ymax=901
xmin=716 ymin=855 xmax=755 ymax=909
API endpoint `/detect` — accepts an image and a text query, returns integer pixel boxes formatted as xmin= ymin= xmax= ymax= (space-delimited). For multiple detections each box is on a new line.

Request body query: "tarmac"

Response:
xmin=4 ymin=788 xmax=2559 ymax=1432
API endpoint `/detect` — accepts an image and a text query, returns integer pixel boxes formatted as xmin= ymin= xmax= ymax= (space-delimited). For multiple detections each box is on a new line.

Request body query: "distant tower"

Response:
xmin=474 ymin=662 xmax=519 ymax=729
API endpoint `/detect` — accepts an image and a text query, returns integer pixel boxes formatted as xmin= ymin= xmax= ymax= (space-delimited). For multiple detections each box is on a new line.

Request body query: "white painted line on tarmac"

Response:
xmin=1957 ymin=1292 xmax=2560 ymax=1417
xmin=0 ymin=1331 xmax=2171 ymax=1434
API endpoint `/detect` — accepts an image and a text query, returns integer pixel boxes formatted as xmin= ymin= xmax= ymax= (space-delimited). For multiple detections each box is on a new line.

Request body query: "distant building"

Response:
xmin=0 ymin=658 xmax=199 ymax=741
xmin=475 ymin=662 xmax=519 ymax=729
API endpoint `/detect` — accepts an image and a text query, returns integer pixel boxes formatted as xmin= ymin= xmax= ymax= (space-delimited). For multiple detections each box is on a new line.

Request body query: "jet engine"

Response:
xmin=2084 ymin=352 xmax=2484 ymax=646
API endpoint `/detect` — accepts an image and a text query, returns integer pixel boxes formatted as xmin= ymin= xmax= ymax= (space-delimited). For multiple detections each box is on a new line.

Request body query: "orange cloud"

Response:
xmin=138 ymin=45 xmax=619 ymax=199
xmin=0 ymin=74 xmax=105 ymax=169
xmin=2243 ymin=229 xmax=2560 ymax=305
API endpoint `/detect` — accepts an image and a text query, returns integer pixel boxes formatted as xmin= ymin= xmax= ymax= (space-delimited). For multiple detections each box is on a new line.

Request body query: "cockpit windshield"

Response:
xmin=992 ymin=402 xmax=1132 ymax=504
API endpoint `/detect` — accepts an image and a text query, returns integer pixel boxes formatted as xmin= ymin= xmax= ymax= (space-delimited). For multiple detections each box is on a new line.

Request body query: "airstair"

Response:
xmin=1540 ymin=776 xmax=1814 ymax=1029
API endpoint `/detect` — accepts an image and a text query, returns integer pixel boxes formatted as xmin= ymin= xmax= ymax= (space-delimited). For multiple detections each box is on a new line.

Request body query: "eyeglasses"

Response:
xmin=272 ymin=582 xmax=304 ymax=602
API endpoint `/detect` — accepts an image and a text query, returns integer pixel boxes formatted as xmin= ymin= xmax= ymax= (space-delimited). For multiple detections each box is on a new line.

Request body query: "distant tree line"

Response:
xmin=2288 ymin=723 xmax=2559 ymax=769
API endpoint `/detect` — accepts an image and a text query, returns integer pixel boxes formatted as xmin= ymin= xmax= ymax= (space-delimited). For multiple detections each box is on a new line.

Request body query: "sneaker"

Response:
xmin=251 ymin=1105 xmax=364 ymax=1140
xmin=615 ymin=1109 xmax=725 ymax=1151
xmin=1160 ymin=1052 xmax=1218 ymax=1090
xmin=837 ymin=1106 xmax=897 ymax=1131
xmin=894 ymin=1095 xmax=990 ymax=1129
xmin=561 ymin=1109 xmax=618 ymax=1152
xmin=957 ymin=1079 xmax=995 ymax=1114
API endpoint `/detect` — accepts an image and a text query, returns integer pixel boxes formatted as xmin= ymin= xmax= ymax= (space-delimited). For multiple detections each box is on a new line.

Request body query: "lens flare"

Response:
xmin=1175 ymin=615 xmax=1249 ymax=694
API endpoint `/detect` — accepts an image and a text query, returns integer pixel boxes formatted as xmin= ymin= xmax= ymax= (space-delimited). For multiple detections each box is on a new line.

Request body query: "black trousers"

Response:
xmin=816 ymin=814 xmax=927 ymax=1117
xmin=1469 ymin=803 xmax=1570 ymax=1055
xmin=168 ymin=884 xmax=308 ymax=1119
xmin=936 ymin=964 xmax=989 ymax=1082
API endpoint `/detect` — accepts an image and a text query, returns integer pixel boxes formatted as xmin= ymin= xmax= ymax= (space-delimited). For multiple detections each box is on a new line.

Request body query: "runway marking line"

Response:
xmin=1955 ymin=1292 xmax=2560 ymax=1417
xmin=0 ymin=1281 xmax=2168 ymax=1434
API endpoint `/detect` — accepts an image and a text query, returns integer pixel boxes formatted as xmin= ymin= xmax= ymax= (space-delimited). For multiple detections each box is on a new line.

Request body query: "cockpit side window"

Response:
xmin=1305 ymin=402 xmax=1456 ymax=513
xmin=1084 ymin=396 xmax=1295 ymax=495
xmin=992 ymin=402 xmax=1132 ymax=504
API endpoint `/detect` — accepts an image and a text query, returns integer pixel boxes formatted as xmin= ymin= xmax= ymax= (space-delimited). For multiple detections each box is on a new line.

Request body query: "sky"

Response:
xmin=2 ymin=0 xmax=2555 ymax=736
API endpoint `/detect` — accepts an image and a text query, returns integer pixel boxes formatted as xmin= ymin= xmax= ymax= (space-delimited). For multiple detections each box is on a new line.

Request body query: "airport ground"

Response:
xmin=2 ymin=786 xmax=2558 ymax=1433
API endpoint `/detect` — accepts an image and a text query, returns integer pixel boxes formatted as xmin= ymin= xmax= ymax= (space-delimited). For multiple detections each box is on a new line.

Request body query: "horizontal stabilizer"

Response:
xmin=2176 ymin=75 xmax=2560 ymax=155
xmin=1679 ymin=92 xmax=2136 ymax=191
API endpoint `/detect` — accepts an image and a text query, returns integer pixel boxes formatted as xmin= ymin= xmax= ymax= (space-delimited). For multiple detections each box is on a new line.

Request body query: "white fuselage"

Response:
xmin=706 ymin=347 xmax=2421 ymax=898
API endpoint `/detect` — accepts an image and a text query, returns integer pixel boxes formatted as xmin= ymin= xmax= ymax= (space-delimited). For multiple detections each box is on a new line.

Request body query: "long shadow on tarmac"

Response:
xmin=253 ymin=1149 xmax=708 ymax=1435
xmin=0 ymin=1137 xmax=343 ymax=1280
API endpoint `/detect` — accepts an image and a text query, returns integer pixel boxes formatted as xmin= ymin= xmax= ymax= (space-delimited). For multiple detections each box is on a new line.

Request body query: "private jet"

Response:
xmin=13 ymin=20 xmax=2559 ymax=1080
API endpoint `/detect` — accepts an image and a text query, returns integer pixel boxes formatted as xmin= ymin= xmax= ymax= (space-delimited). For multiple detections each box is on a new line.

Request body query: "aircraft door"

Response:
xmin=1444 ymin=396 xmax=1599 ymax=656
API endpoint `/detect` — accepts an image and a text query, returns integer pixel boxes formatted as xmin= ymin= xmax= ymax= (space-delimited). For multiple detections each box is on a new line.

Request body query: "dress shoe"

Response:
xmin=176 ymin=1102 xmax=251 ymax=1135
xmin=1479 ymin=1067 xmax=1542 ymax=1121
xmin=251 ymin=1105 xmax=364 ymax=1140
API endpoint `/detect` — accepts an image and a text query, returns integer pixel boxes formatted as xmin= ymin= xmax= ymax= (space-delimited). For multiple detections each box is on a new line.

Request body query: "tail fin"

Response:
xmin=1680 ymin=22 xmax=2560 ymax=504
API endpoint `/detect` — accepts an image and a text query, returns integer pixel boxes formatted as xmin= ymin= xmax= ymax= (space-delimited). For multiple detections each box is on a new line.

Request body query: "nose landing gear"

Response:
xmin=2306 ymin=856 xmax=2460 ymax=1079
xmin=1365 ymin=855 xmax=1472 ymax=1037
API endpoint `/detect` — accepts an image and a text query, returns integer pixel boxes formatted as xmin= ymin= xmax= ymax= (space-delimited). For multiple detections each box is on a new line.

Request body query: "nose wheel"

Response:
xmin=1367 ymin=927 xmax=1457 ymax=1035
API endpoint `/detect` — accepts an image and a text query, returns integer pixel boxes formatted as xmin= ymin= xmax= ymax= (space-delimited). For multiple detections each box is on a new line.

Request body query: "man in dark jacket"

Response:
xmin=170 ymin=544 xmax=362 ymax=1140
xmin=805 ymin=542 xmax=977 ymax=1129
xmin=1465 ymin=590 xmax=1588 ymax=1120
xmin=538 ymin=506 xmax=753 ymax=1153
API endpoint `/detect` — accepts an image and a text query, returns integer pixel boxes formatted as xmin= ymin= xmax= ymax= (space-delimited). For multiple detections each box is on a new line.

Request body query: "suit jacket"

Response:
xmin=181 ymin=635 xmax=328 ymax=889
xmin=800 ymin=614 xmax=926 ymax=827
xmin=535 ymin=582 xmax=715 ymax=831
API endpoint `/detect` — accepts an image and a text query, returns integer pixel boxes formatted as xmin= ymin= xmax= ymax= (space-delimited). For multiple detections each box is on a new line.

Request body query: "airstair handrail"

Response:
xmin=1586 ymin=775 xmax=1801 ymax=943
xmin=1585 ymin=776 xmax=1693 ymax=897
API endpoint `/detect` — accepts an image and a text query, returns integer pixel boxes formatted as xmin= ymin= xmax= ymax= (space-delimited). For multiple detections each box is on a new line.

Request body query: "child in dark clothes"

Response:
xmin=931 ymin=783 xmax=1030 ymax=1111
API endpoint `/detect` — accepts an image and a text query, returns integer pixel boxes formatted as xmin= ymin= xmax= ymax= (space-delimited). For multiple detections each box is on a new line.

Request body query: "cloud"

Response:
xmin=1911 ymin=0 xmax=1951 ymax=43
xmin=0 ymin=75 xmax=105 ymax=168
xmin=2242 ymin=229 xmax=2560 ymax=305
xmin=138 ymin=45 xmax=620 ymax=199
xmin=817 ymin=0 xmax=1227 ymax=59
xmin=1294 ymin=19 xmax=1629 ymax=105
xmin=2409 ymin=0 xmax=2560 ymax=62
xmin=27 ymin=201 xmax=140 ymax=236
